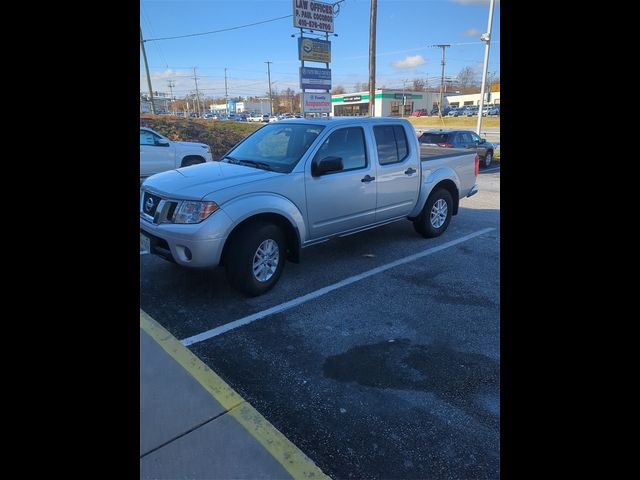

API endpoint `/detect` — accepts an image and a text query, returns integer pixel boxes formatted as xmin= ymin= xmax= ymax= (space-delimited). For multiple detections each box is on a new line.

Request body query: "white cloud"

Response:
xmin=392 ymin=55 xmax=426 ymax=70
xmin=450 ymin=0 xmax=500 ymax=5
xmin=462 ymin=28 xmax=482 ymax=37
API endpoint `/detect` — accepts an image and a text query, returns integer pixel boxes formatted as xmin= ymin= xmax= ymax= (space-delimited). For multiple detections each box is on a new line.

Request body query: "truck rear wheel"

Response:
xmin=483 ymin=151 xmax=493 ymax=168
xmin=225 ymin=222 xmax=286 ymax=296
xmin=413 ymin=188 xmax=453 ymax=238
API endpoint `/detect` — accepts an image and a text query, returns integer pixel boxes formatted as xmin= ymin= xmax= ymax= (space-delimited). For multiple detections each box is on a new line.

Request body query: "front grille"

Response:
xmin=141 ymin=192 xmax=162 ymax=217
xmin=140 ymin=190 xmax=179 ymax=224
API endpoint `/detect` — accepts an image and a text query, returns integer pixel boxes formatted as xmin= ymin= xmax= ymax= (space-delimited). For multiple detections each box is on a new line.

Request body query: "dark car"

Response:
xmin=430 ymin=106 xmax=450 ymax=116
xmin=418 ymin=129 xmax=495 ymax=168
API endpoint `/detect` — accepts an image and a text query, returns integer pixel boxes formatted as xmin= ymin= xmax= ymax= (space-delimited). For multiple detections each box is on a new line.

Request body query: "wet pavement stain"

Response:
xmin=323 ymin=339 xmax=499 ymax=424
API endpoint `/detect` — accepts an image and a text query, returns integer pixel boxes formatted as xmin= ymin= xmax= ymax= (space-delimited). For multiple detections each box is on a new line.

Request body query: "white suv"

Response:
xmin=140 ymin=127 xmax=214 ymax=180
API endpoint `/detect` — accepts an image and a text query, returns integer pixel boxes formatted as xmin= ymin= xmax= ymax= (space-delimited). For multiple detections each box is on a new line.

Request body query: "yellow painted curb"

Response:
xmin=140 ymin=309 xmax=330 ymax=480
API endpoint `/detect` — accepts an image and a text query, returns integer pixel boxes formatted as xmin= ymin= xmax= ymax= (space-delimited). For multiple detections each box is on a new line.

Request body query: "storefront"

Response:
xmin=331 ymin=89 xmax=440 ymax=117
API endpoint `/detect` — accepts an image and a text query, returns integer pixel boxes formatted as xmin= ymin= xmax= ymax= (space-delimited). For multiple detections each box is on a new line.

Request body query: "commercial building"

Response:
xmin=444 ymin=91 xmax=500 ymax=108
xmin=331 ymin=89 xmax=441 ymax=117
xmin=330 ymin=88 xmax=501 ymax=116
xmin=235 ymin=101 xmax=272 ymax=115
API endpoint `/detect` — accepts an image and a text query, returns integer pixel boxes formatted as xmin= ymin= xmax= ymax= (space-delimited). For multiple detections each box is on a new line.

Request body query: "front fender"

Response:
xmin=218 ymin=193 xmax=307 ymax=243
xmin=409 ymin=166 xmax=461 ymax=218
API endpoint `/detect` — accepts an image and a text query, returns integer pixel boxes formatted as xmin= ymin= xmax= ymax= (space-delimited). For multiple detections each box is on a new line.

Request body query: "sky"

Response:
xmin=140 ymin=0 xmax=500 ymax=100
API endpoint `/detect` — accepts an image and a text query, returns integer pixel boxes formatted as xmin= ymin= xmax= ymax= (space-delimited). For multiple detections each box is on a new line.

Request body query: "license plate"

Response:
xmin=140 ymin=233 xmax=151 ymax=253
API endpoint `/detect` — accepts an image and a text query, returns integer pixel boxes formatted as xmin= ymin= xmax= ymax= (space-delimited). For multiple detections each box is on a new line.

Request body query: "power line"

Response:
xmin=144 ymin=14 xmax=293 ymax=42
xmin=141 ymin=3 xmax=169 ymax=68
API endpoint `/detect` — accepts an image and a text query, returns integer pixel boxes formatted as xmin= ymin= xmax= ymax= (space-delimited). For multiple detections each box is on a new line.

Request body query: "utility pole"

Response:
xmin=476 ymin=0 xmax=496 ymax=134
xmin=224 ymin=68 xmax=229 ymax=115
xmin=140 ymin=27 xmax=156 ymax=114
xmin=265 ymin=61 xmax=273 ymax=116
xmin=432 ymin=44 xmax=450 ymax=117
xmin=167 ymin=80 xmax=175 ymax=114
xmin=368 ymin=0 xmax=378 ymax=116
xmin=193 ymin=67 xmax=201 ymax=116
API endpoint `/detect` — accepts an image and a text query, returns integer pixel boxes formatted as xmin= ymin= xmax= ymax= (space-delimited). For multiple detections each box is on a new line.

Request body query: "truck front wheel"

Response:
xmin=225 ymin=222 xmax=286 ymax=296
xmin=413 ymin=188 xmax=453 ymax=238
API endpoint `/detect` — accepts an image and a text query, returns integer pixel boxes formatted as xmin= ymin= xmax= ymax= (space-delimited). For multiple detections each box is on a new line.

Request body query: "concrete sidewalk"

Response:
xmin=140 ymin=310 xmax=329 ymax=480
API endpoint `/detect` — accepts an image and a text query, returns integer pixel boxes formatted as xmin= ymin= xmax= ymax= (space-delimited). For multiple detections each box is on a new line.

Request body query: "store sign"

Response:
xmin=293 ymin=0 xmax=334 ymax=33
xmin=303 ymin=92 xmax=331 ymax=113
xmin=298 ymin=38 xmax=331 ymax=63
xmin=343 ymin=95 xmax=362 ymax=102
xmin=300 ymin=66 xmax=331 ymax=90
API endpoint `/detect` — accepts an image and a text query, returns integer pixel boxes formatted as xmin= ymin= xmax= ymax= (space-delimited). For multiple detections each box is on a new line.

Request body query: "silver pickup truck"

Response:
xmin=140 ymin=117 xmax=479 ymax=295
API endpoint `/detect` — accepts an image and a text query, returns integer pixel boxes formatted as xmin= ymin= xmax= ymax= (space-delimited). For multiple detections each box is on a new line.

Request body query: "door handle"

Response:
xmin=404 ymin=167 xmax=416 ymax=175
xmin=361 ymin=175 xmax=375 ymax=183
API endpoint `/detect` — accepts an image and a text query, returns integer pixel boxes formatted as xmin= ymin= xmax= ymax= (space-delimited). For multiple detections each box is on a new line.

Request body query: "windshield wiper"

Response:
xmin=237 ymin=160 xmax=273 ymax=171
xmin=221 ymin=155 xmax=240 ymax=164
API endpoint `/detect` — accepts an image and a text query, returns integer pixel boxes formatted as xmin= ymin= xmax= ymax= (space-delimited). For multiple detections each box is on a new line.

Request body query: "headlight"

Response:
xmin=173 ymin=201 xmax=219 ymax=224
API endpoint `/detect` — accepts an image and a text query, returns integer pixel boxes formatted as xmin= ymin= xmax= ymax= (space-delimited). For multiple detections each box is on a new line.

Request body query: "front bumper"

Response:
xmin=140 ymin=209 xmax=234 ymax=268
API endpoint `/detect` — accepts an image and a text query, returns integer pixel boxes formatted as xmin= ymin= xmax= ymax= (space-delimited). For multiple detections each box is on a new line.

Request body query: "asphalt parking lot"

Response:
xmin=140 ymin=165 xmax=500 ymax=479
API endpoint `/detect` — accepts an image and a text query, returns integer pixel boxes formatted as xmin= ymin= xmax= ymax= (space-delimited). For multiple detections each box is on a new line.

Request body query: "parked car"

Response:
xmin=412 ymin=109 xmax=429 ymax=117
xmin=140 ymin=118 xmax=479 ymax=295
xmin=486 ymin=105 xmax=500 ymax=116
xmin=447 ymin=108 xmax=463 ymax=117
xmin=140 ymin=127 xmax=214 ymax=180
xmin=464 ymin=106 xmax=479 ymax=117
xmin=418 ymin=129 xmax=495 ymax=168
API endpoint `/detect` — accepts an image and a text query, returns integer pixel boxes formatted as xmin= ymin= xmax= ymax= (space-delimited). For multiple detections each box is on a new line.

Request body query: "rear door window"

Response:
xmin=373 ymin=125 xmax=410 ymax=165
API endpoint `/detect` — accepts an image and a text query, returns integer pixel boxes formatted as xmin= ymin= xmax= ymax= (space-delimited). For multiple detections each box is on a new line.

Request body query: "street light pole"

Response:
xmin=401 ymin=79 xmax=407 ymax=118
xmin=476 ymin=0 xmax=496 ymax=135
xmin=265 ymin=61 xmax=273 ymax=116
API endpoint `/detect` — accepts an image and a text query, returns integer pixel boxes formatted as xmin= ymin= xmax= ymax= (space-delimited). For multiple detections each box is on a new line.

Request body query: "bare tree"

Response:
xmin=331 ymin=86 xmax=346 ymax=94
xmin=353 ymin=81 xmax=370 ymax=93
xmin=412 ymin=78 xmax=426 ymax=91
xmin=456 ymin=66 xmax=478 ymax=90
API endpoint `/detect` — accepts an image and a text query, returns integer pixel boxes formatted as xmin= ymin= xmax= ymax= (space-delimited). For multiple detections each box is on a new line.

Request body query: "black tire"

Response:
xmin=181 ymin=157 xmax=204 ymax=168
xmin=225 ymin=222 xmax=286 ymax=296
xmin=413 ymin=188 xmax=453 ymax=238
xmin=483 ymin=151 xmax=493 ymax=168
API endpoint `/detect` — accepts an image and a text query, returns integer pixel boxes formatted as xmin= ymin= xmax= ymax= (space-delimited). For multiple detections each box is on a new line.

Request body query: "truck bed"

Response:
xmin=419 ymin=144 xmax=472 ymax=162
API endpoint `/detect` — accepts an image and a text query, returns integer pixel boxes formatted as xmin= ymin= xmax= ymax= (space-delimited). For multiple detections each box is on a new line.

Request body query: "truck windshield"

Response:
xmin=224 ymin=123 xmax=325 ymax=173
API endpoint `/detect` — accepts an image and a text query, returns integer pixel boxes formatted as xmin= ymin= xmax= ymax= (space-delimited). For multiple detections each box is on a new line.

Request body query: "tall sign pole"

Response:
xmin=294 ymin=1 xmax=334 ymax=117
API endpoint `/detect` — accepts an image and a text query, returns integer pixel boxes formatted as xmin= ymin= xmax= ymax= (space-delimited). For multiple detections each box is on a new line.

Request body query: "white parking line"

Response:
xmin=180 ymin=227 xmax=495 ymax=346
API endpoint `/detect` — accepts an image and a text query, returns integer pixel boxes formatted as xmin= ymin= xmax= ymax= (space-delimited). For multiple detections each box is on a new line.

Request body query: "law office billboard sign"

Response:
xmin=293 ymin=0 xmax=334 ymax=33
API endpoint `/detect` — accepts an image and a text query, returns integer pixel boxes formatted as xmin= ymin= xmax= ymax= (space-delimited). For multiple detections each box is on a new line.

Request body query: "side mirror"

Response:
xmin=312 ymin=156 xmax=343 ymax=176
xmin=156 ymin=138 xmax=170 ymax=147
xmin=479 ymin=138 xmax=486 ymax=144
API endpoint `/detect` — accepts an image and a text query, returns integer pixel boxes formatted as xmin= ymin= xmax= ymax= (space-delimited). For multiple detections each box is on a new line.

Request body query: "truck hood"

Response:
xmin=175 ymin=140 xmax=208 ymax=149
xmin=141 ymin=161 xmax=281 ymax=200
